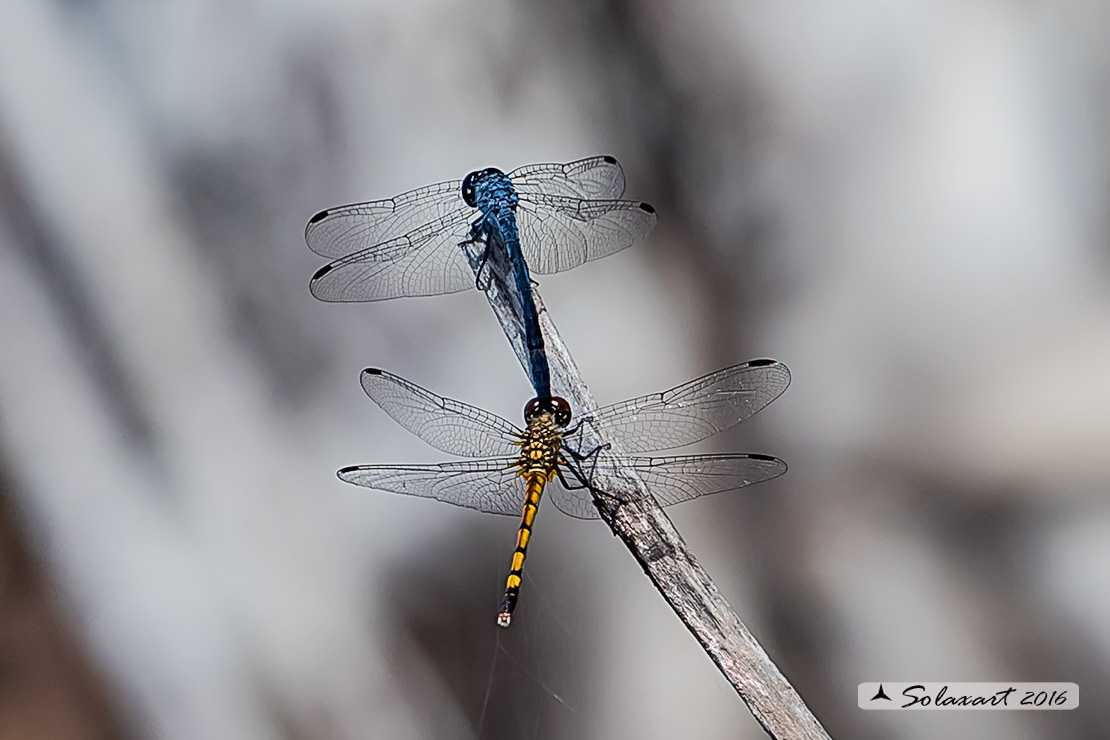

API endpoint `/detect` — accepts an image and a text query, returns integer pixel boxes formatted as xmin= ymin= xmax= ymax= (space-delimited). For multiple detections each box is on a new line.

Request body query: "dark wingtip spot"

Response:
xmin=749 ymin=358 xmax=777 ymax=367
xmin=363 ymin=368 xmax=383 ymax=376
xmin=309 ymin=209 xmax=329 ymax=224
xmin=337 ymin=467 xmax=356 ymax=478
xmin=602 ymin=155 xmax=617 ymax=164
xmin=312 ymin=264 xmax=333 ymax=281
xmin=639 ymin=202 xmax=656 ymax=214
xmin=749 ymin=453 xmax=778 ymax=462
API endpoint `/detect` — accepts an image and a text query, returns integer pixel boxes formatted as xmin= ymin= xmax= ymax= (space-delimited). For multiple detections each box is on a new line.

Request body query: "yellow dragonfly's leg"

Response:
xmin=497 ymin=474 xmax=547 ymax=627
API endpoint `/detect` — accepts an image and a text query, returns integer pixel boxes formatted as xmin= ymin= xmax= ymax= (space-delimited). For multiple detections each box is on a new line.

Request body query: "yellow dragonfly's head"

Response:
xmin=523 ymin=396 xmax=572 ymax=428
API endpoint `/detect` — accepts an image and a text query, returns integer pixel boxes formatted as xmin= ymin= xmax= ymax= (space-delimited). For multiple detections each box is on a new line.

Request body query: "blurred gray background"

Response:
xmin=1 ymin=0 xmax=1108 ymax=738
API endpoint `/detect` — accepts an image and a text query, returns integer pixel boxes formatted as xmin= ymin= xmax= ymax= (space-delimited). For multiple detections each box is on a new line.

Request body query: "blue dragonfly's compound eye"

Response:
xmin=461 ymin=167 xmax=506 ymax=207
xmin=524 ymin=396 xmax=572 ymax=427
xmin=461 ymin=172 xmax=478 ymax=207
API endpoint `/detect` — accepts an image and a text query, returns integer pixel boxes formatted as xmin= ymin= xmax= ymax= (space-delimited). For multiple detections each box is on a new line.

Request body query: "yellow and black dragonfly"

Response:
xmin=339 ymin=360 xmax=791 ymax=627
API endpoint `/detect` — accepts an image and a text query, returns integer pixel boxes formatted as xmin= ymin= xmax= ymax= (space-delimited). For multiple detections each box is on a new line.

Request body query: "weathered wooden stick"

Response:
xmin=466 ymin=243 xmax=831 ymax=739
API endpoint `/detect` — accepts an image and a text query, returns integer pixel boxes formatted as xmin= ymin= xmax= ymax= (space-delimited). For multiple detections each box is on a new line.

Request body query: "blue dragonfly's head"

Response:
xmin=461 ymin=167 xmax=509 ymax=208
xmin=524 ymin=396 xmax=572 ymax=428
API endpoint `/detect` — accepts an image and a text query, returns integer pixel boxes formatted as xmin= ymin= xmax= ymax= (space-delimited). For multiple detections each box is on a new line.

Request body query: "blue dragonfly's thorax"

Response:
xmin=461 ymin=167 xmax=523 ymax=251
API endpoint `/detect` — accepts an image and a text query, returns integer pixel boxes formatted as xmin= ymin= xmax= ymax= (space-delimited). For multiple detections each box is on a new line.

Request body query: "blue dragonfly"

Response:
xmin=305 ymin=156 xmax=657 ymax=398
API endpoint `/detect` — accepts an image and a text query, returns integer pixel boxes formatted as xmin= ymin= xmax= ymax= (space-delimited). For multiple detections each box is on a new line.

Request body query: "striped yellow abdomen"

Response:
xmin=497 ymin=472 xmax=549 ymax=627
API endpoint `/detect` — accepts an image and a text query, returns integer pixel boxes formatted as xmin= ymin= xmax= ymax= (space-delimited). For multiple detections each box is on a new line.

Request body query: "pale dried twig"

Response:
xmin=466 ymin=242 xmax=831 ymax=740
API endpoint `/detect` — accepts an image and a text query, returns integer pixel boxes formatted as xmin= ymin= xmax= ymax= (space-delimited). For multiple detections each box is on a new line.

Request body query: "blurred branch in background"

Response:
xmin=0 ymin=460 xmax=124 ymax=740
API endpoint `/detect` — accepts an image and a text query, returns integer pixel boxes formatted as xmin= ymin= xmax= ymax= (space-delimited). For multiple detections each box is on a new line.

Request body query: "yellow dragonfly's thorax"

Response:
xmin=516 ymin=396 xmax=572 ymax=481
xmin=518 ymin=414 xmax=563 ymax=479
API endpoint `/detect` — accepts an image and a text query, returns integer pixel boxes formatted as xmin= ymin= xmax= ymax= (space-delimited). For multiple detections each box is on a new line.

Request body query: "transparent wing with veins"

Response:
xmin=337 ymin=450 xmax=786 ymax=521
xmin=358 ymin=368 xmax=522 ymax=459
xmin=338 ymin=460 xmax=525 ymax=516
xmin=548 ymin=453 xmax=787 ymax=520
xmin=509 ymin=155 xmax=628 ymax=200
xmin=305 ymin=179 xmax=467 ymax=260
xmin=308 ymin=205 xmax=476 ymax=301
xmin=513 ymin=195 xmax=657 ymax=276
xmin=568 ymin=359 xmax=791 ymax=455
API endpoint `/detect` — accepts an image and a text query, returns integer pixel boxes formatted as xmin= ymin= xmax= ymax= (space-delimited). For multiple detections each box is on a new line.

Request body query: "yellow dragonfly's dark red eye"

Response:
xmin=550 ymin=397 xmax=572 ymax=427
xmin=524 ymin=396 xmax=572 ymax=427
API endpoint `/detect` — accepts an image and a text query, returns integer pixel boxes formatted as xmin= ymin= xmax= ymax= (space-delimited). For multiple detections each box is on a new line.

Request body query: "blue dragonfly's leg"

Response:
xmin=459 ymin=216 xmax=495 ymax=291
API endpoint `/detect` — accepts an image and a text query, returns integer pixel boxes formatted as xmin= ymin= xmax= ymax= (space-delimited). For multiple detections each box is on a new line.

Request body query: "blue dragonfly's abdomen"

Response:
xmin=462 ymin=168 xmax=551 ymax=398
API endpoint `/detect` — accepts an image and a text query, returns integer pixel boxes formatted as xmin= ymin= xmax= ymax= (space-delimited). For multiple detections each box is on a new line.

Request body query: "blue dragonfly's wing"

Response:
xmin=549 ymin=453 xmax=787 ymax=519
xmin=306 ymin=155 xmax=625 ymax=262
xmin=338 ymin=460 xmax=525 ymax=516
xmin=307 ymin=157 xmax=653 ymax=301
xmin=305 ymin=179 xmax=465 ymax=259
xmin=309 ymin=203 xmax=476 ymax=301
xmin=513 ymin=194 xmax=657 ymax=275
xmin=509 ymin=155 xmax=654 ymax=273
xmin=359 ymin=369 xmax=522 ymax=458
xmin=509 ymin=155 xmax=628 ymax=200
xmin=569 ymin=360 xmax=791 ymax=455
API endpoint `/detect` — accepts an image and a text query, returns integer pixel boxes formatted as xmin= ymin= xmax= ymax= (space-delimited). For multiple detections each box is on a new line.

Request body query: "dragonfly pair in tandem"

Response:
xmin=305 ymin=156 xmax=790 ymax=626
xmin=341 ymin=360 xmax=790 ymax=626
xmin=306 ymin=155 xmax=657 ymax=399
